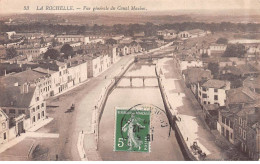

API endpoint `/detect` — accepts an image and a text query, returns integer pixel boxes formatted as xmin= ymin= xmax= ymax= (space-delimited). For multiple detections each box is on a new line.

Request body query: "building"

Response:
xmin=0 ymin=69 xmax=52 ymax=99
xmin=226 ymin=87 xmax=258 ymax=107
xmin=198 ymin=79 xmax=230 ymax=106
xmin=202 ymin=104 xmax=219 ymax=130
xmin=179 ymin=57 xmax=203 ymax=71
xmin=65 ymin=56 xmax=88 ymax=88
xmin=85 ymin=55 xmax=101 ymax=78
xmin=117 ymin=44 xmax=129 ymax=56
xmin=243 ymin=76 xmax=260 ymax=94
xmin=157 ymin=29 xmax=177 ymax=39
xmin=36 ymin=60 xmax=69 ymax=96
xmin=178 ymin=29 xmax=207 ymax=39
xmin=182 ymin=67 xmax=212 ymax=97
xmin=0 ymin=108 xmax=9 ymax=145
xmin=56 ymin=35 xmax=90 ymax=44
xmin=208 ymin=44 xmax=227 ymax=56
xmin=234 ymin=105 xmax=260 ymax=160
xmin=0 ymin=83 xmax=46 ymax=135
xmin=218 ymin=106 xmax=238 ymax=144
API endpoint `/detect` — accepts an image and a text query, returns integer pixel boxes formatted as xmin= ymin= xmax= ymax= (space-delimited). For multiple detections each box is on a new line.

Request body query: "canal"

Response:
xmin=98 ymin=61 xmax=184 ymax=160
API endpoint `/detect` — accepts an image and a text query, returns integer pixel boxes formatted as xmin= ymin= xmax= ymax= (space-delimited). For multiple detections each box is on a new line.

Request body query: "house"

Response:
xmin=218 ymin=106 xmax=239 ymax=144
xmin=157 ymin=29 xmax=177 ymax=39
xmin=85 ymin=55 xmax=102 ymax=78
xmin=226 ymin=87 xmax=258 ymax=107
xmin=0 ymin=83 xmax=46 ymax=135
xmin=0 ymin=69 xmax=52 ymax=99
xmin=65 ymin=56 xmax=88 ymax=88
xmin=134 ymin=32 xmax=145 ymax=38
xmin=117 ymin=44 xmax=129 ymax=56
xmin=182 ymin=67 xmax=212 ymax=97
xmin=0 ymin=108 xmax=9 ymax=145
xmin=198 ymin=79 xmax=230 ymax=106
xmin=37 ymin=60 xmax=69 ymax=96
xmin=202 ymin=104 xmax=219 ymax=130
xmin=179 ymin=56 xmax=203 ymax=71
xmin=178 ymin=29 xmax=207 ymax=39
xmin=243 ymin=76 xmax=260 ymax=94
xmin=208 ymin=44 xmax=227 ymax=56
xmin=6 ymin=31 xmax=16 ymax=40
xmin=56 ymin=35 xmax=90 ymax=44
xmin=234 ymin=105 xmax=260 ymax=160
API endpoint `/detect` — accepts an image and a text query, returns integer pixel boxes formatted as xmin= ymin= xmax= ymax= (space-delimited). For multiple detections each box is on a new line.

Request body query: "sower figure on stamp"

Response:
xmin=122 ymin=113 xmax=145 ymax=151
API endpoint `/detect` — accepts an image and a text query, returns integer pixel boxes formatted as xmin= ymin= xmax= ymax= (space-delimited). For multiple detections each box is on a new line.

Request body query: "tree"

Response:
xmin=216 ymin=37 xmax=228 ymax=44
xmin=201 ymin=53 xmax=209 ymax=58
xmin=60 ymin=44 xmax=74 ymax=59
xmin=223 ymin=44 xmax=246 ymax=58
xmin=43 ymin=49 xmax=60 ymax=60
xmin=6 ymin=47 xmax=18 ymax=59
xmin=51 ymin=38 xmax=58 ymax=47
xmin=208 ymin=62 xmax=219 ymax=78
xmin=106 ymin=38 xmax=117 ymax=45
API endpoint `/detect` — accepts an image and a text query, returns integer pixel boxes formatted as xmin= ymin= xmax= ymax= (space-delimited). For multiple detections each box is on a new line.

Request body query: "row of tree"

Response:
xmin=1 ymin=21 xmax=260 ymax=37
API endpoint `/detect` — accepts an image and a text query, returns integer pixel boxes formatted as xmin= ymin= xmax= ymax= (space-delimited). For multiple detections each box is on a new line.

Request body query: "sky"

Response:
xmin=0 ymin=0 xmax=260 ymax=14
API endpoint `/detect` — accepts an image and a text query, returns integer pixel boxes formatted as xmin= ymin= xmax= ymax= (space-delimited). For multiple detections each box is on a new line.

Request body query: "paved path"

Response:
xmin=157 ymin=58 xmax=224 ymax=160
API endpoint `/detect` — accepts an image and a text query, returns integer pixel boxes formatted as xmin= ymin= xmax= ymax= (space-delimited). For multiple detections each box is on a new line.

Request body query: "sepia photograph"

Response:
xmin=0 ymin=0 xmax=259 ymax=161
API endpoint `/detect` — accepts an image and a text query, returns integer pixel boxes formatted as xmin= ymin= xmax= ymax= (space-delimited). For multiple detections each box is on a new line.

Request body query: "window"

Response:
xmin=243 ymin=131 xmax=246 ymax=140
xmin=18 ymin=110 xmax=25 ymax=114
xmin=38 ymin=113 xmax=41 ymax=120
xmin=214 ymin=95 xmax=218 ymax=100
xmin=230 ymin=121 xmax=234 ymax=129
xmin=36 ymin=97 xmax=39 ymax=101
xmin=202 ymin=94 xmax=207 ymax=98
xmin=222 ymin=116 xmax=225 ymax=124
xmin=33 ymin=116 xmax=36 ymax=123
xmin=203 ymin=101 xmax=207 ymax=104
xmin=230 ymin=133 xmax=233 ymax=139
xmin=239 ymin=118 xmax=242 ymax=125
xmin=202 ymin=87 xmax=207 ymax=92
xmin=214 ymin=89 xmax=218 ymax=92
xmin=42 ymin=111 xmax=45 ymax=117
xmin=3 ymin=132 xmax=6 ymax=140
xmin=239 ymin=127 xmax=242 ymax=136
xmin=2 ymin=122 xmax=6 ymax=129
xmin=41 ymin=103 xmax=44 ymax=107
xmin=32 ymin=108 xmax=36 ymax=112
xmin=9 ymin=109 xmax=15 ymax=114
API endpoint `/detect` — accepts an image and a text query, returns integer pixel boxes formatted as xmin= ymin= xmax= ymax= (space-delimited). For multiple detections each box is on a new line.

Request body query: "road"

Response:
xmin=42 ymin=55 xmax=134 ymax=160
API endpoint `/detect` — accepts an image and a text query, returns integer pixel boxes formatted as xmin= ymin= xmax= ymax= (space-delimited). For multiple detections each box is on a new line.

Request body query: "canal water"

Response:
xmin=98 ymin=62 xmax=184 ymax=160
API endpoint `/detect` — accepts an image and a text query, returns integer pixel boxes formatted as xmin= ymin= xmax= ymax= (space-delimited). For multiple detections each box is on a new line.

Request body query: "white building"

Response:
xmin=198 ymin=79 xmax=231 ymax=106
xmin=56 ymin=35 xmax=90 ymax=44
xmin=179 ymin=60 xmax=203 ymax=71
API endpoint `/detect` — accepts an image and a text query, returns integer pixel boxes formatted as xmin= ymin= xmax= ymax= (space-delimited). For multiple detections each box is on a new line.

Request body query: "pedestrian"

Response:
xmin=56 ymin=154 xmax=59 ymax=161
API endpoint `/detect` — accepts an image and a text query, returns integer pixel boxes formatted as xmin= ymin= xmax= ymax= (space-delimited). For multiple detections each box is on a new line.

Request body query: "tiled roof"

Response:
xmin=243 ymin=76 xmax=260 ymax=89
xmin=183 ymin=68 xmax=212 ymax=84
xmin=0 ymin=84 xmax=36 ymax=108
xmin=227 ymin=87 xmax=257 ymax=104
xmin=0 ymin=69 xmax=48 ymax=87
xmin=202 ymin=79 xmax=229 ymax=89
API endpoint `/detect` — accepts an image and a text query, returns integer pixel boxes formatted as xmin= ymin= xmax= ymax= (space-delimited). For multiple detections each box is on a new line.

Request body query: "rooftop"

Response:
xmin=202 ymin=79 xmax=229 ymax=89
xmin=227 ymin=87 xmax=258 ymax=105
xmin=0 ymin=84 xmax=36 ymax=108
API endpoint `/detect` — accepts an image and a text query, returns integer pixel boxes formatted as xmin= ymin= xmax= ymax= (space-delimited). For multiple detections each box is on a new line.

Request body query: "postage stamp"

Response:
xmin=114 ymin=108 xmax=151 ymax=152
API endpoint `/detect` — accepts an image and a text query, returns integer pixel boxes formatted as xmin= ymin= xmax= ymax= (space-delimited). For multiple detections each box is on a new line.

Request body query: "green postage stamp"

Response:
xmin=114 ymin=108 xmax=151 ymax=152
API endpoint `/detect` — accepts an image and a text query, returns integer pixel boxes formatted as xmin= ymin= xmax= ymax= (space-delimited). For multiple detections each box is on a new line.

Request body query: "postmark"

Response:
xmin=114 ymin=108 xmax=151 ymax=152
